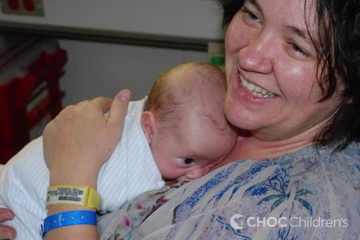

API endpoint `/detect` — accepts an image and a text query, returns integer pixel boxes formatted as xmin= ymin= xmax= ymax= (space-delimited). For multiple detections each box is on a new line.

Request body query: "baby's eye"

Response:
xmin=182 ymin=158 xmax=194 ymax=165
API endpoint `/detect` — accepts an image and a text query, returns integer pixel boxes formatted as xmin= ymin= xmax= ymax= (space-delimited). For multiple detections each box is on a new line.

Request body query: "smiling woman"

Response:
xmin=1 ymin=0 xmax=360 ymax=239
xmin=223 ymin=0 xmax=345 ymax=143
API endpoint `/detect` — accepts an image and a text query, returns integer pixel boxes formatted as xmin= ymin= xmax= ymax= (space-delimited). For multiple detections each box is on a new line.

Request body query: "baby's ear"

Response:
xmin=140 ymin=111 xmax=157 ymax=144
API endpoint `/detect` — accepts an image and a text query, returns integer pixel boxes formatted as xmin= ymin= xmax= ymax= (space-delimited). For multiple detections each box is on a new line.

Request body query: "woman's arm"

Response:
xmin=43 ymin=90 xmax=131 ymax=240
xmin=0 ymin=208 xmax=16 ymax=240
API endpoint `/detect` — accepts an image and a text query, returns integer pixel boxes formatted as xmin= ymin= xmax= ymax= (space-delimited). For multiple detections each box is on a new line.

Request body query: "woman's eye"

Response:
xmin=241 ymin=6 xmax=260 ymax=24
xmin=182 ymin=158 xmax=194 ymax=165
xmin=246 ymin=10 xmax=258 ymax=21
xmin=291 ymin=43 xmax=308 ymax=57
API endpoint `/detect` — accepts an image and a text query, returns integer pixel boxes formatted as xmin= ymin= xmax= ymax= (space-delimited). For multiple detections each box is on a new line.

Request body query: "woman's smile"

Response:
xmin=233 ymin=71 xmax=278 ymax=105
xmin=240 ymin=75 xmax=275 ymax=98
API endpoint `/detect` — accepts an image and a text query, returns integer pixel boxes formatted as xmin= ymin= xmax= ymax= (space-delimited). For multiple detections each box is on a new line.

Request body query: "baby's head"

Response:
xmin=141 ymin=62 xmax=237 ymax=182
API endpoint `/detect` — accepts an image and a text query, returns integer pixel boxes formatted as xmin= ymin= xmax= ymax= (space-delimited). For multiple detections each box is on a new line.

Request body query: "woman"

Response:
xmin=2 ymin=0 xmax=360 ymax=238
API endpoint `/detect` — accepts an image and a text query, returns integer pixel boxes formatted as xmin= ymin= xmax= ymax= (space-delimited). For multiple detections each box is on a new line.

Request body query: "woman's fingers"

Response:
xmin=43 ymin=89 xmax=131 ymax=184
xmin=0 ymin=208 xmax=15 ymax=240
xmin=0 ymin=226 xmax=16 ymax=240
xmin=0 ymin=208 xmax=13 ymax=223
xmin=107 ymin=89 xmax=131 ymax=131
xmin=88 ymin=96 xmax=113 ymax=114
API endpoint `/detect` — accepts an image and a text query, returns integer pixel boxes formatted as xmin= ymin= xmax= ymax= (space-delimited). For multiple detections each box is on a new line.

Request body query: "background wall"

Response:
xmin=58 ymin=39 xmax=208 ymax=106
xmin=0 ymin=0 xmax=224 ymax=106
xmin=0 ymin=0 xmax=224 ymax=44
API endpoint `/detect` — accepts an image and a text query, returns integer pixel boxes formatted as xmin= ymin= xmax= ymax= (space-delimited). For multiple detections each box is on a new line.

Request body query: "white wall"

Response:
xmin=0 ymin=0 xmax=223 ymax=43
xmin=1 ymin=0 xmax=224 ymax=106
xmin=59 ymin=39 xmax=208 ymax=106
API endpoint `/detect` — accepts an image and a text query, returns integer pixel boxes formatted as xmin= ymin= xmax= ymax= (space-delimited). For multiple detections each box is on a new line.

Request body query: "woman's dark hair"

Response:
xmin=217 ymin=0 xmax=244 ymax=27
xmin=217 ymin=0 xmax=360 ymax=149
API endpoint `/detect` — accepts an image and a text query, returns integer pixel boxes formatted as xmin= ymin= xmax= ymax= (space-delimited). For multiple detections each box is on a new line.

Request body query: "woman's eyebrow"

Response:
xmin=249 ymin=0 xmax=260 ymax=7
xmin=285 ymin=25 xmax=312 ymax=43
xmin=248 ymin=0 xmax=312 ymax=44
xmin=248 ymin=0 xmax=263 ymax=15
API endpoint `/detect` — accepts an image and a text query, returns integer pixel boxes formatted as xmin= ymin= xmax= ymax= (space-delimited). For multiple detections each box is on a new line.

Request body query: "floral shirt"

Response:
xmin=98 ymin=143 xmax=360 ymax=240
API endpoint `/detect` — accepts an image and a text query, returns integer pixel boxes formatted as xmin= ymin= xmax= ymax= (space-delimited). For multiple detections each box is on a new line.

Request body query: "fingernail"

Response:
xmin=120 ymin=89 xmax=131 ymax=101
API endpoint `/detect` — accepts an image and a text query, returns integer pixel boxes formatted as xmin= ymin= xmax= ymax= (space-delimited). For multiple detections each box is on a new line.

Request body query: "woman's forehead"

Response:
xmin=250 ymin=0 xmax=322 ymax=46
xmin=248 ymin=0 xmax=318 ymax=25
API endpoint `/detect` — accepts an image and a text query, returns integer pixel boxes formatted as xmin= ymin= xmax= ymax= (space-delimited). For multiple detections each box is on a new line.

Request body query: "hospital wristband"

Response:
xmin=46 ymin=185 xmax=101 ymax=211
xmin=42 ymin=210 xmax=97 ymax=238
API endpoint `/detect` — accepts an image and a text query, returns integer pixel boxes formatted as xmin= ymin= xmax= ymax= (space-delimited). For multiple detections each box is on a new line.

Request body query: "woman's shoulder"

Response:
xmin=104 ymin=143 xmax=360 ymax=239
xmin=269 ymin=141 xmax=360 ymax=180
xmin=158 ymin=143 xmax=360 ymax=239
xmin=218 ymin=143 xmax=360 ymax=238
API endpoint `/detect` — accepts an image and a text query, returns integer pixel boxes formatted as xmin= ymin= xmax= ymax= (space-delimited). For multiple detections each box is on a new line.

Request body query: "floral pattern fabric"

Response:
xmin=99 ymin=143 xmax=360 ymax=240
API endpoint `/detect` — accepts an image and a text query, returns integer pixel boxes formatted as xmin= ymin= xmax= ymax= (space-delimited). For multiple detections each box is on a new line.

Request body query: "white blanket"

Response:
xmin=0 ymin=164 xmax=4 ymax=177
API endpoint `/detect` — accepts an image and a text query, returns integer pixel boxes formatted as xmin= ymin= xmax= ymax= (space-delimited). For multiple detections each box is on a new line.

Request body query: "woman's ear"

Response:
xmin=140 ymin=111 xmax=157 ymax=144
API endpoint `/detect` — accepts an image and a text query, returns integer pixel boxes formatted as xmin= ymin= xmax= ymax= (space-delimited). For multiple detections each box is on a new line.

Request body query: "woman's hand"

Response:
xmin=43 ymin=90 xmax=130 ymax=240
xmin=0 ymin=208 xmax=16 ymax=240
xmin=43 ymin=89 xmax=131 ymax=186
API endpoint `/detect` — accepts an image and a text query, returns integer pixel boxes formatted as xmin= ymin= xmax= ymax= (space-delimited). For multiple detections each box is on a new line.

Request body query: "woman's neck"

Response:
xmin=217 ymin=129 xmax=315 ymax=168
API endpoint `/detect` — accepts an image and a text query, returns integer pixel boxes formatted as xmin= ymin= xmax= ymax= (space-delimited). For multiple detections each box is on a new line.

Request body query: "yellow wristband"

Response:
xmin=46 ymin=185 xmax=101 ymax=211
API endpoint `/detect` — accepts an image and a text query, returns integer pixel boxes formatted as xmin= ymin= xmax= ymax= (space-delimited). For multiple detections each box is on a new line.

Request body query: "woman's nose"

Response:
xmin=238 ymin=32 xmax=275 ymax=73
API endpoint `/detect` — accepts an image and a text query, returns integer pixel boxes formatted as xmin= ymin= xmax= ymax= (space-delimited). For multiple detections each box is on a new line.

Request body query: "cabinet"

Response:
xmin=0 ymin=35 xmax=67 ymax=163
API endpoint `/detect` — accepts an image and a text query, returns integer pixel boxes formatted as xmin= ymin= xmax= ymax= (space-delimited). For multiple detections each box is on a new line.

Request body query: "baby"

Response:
xmin=0 ymin=62 xmax=237 ymax=239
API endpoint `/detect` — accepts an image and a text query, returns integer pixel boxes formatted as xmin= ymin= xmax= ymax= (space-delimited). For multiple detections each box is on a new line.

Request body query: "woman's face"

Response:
xmin=224 ymin=0 xmax=343 ymax=141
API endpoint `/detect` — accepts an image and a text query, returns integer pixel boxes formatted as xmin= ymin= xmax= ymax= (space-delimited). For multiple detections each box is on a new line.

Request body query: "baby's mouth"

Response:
xmin=240 ymin=75 xmax=276 ymax=98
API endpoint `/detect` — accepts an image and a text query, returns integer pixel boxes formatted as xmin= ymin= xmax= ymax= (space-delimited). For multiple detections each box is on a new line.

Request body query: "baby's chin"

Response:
xmin=174 ymin=176 xmax=190 ymax=182
xmin=175 ymin=175 xmax=205 ymax=183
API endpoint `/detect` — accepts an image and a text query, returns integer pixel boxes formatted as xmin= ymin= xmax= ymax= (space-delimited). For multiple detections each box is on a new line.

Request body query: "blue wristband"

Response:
xmin=42 ymin=210 xmax=97 ymax=238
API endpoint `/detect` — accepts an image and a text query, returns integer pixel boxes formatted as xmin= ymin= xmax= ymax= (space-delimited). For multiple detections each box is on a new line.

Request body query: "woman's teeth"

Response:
xmin=240 ymin=76 xmax=275 ymax=98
